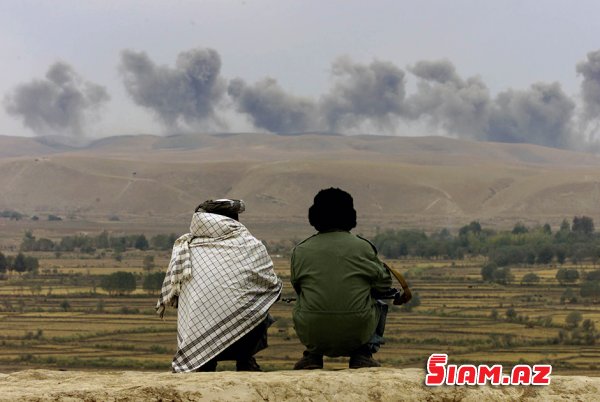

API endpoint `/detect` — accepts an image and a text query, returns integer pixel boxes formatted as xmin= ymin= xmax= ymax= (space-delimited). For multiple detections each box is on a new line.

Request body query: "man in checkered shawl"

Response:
xmin=156 ymin=199 xmax=282 ymax=372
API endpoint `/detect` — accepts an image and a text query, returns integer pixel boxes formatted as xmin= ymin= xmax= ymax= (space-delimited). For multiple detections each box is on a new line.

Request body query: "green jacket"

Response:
xmin=290 ymin=231 xmax=392 ymax=356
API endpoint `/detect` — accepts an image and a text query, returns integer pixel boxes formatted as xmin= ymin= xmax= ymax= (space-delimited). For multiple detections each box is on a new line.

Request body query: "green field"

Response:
xmin=1 ymin=251 xmax=600 ymax=375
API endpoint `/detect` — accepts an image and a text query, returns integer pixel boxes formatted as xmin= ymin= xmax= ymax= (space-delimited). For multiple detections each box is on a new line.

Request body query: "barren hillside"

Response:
xmin=2 ymin=133 xmax=600 ymax=235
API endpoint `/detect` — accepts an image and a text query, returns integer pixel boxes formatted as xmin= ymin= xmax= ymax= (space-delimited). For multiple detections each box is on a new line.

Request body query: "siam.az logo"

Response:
xmin=425 ymin=354 xmax=552 ymax=386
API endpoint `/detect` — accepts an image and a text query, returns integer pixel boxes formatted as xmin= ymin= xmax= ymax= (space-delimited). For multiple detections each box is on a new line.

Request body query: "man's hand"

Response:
xmin=393 ymin=291 xmax=412 ymax=305
xmin=382 ymin=262 xmax=412 ymax=305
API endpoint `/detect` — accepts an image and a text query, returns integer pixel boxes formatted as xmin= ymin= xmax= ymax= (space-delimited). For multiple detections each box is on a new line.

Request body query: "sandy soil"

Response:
xmin=1 ymin=368 xmax=599 ymax=401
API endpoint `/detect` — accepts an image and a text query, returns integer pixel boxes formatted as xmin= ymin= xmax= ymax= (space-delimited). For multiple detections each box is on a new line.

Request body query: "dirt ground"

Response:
xmin=1 ymin=368 xmax=599 ymax=401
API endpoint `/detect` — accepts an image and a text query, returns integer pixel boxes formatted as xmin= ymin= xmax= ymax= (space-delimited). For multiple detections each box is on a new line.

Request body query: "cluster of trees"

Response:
xmin=0 ymin=252 xmax=39 ymax=274
xmin=20 ymin=231 xmax=178 ymax=253
xmin=558 ymin=311 xmax=598 ymax=345
xmin=481 ymin=263 xmax=514 ymax=285
xmin=373 ymin=216 xmax=600 ymax=267
xmin=0 ymin=209 xmax=24 ymax=220
xmin=99 ymin=271 xmax=165 ymax=296
xmin=0 ymin=210 xmax=69 ymax=221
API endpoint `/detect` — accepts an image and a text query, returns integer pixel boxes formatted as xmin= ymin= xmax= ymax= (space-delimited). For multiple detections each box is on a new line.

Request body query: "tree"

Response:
xmin=521 ymin=272 xmax=540 ymax=286
xmin=586 ymin=269 xmax=600 ymax=281
xmin=582 ymin=319 xmax=596 ymax=332
xmin=143 ymin=272 xmax=166 ymax=295
xmin=580 ymin=281 xmax=600 ymax=302
xmin=35 ymin=238 xmax=55 ymax=251
xmin=13 ymin=253 xmax=26 ymax=273
xmin=556 ymin=247 xmax=567 ymax=264
xmin=100 ymin=271 xmax=137 ymax=296
xmin=481 ymin=262 xmax=498 ymax=281
xmin=506 ymin=308 xmax=518 ymax=321
xmin=96 ymin=230 xmax=110 ymax=249
xmin=150 ymin=233 xmax=178 ymax=250
xmin=0 ymin=252 xmax=6 ymax=273
xmin=572 ymin=216 xmax=594 ymax=236
xmin=459 ymin=221 xmax=482 ymax=237
xmin=24 ymin=256 xmax=39 ymax=274
xmin=536 ymin=246 xmax=554 ymax=265
xmin=560 ymin=288 xmax=578 ymax=304
xmin=60 ymin=299 xmax=71 ymax=312
xmin=134 ymin=235 xmax=149 ymax=251
xmin=143 ymin=255 xmax=155 ymax=273
xmin=556 ymin=268 xmax=580 ymax=285
xmin=20 ymin=231 xmax=36 ymax=251
xmin=555 ymin=219 xmax=571 ymax=243
xmin=542 ymin=223 xmax=552 ymax=235
xmin=512 ymin=222 xmax=529 ymax=234
xmin=565 ymin=311 xmax=583 ymax=328
xmin=525 ymin=249 xmax=536 ymax=265
xmin=493 ymin=267 xmax=514 ymax=285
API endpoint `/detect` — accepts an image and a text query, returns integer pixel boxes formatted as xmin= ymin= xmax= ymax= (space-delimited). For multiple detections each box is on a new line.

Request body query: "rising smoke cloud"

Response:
xmin=227 ymin=77 xmax=318 ymax=134
xmin=230 ymin=55 xmax=578 ymax=148
xmin=405 ymin=59 xmax=491 ymax=138
xmin=577 ymin=50 xmax=600 ymax=121
xmin=4 ymin=62 xmax=109 ymax=136
xmin=486 ymin=82 xmax=575 ymax=148
xmin=404 ymin=60 xmax=575 ymax=148
xmin=6 ymin=47 xmax=599 ymax=149
xmin=227 ymin=57 xmax=408 ymax=134
xmin=319 ymin=57 xmax=407 ymax=132
xmin=119 ymin=48 xmax=225 ymax=129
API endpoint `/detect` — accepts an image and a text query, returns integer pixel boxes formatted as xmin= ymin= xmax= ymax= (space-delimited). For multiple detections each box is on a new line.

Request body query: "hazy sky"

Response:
xmin=2 ymin=0 xmax=600 ymax=144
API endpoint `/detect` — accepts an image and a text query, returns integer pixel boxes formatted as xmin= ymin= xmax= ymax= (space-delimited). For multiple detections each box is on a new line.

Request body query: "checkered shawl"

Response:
xmin=156 ymin=212 xmax=282 ymax=373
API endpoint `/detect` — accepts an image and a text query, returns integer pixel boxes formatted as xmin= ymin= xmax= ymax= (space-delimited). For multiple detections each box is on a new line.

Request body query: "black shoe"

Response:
xmin=293 ymin=350 xmax=323 ymax=370
xmin=349 ymin=353 xmax=381 ymax=369
xmin=196 ymin=359 xmax=218 ymax=372
xmin=236 ymin=356 xmax=262 ymax=372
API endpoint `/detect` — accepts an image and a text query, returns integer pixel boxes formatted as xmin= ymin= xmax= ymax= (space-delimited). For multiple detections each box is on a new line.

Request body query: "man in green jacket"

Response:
xmin=291 ymin=187 xmax=392 ymax=369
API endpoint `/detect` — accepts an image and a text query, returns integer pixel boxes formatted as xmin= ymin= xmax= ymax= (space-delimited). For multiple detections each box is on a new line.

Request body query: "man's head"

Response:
xmin=195 ymin=199 xmax=245 ymax=221
xmin=308 ymin=187 xmax=357 ymax=232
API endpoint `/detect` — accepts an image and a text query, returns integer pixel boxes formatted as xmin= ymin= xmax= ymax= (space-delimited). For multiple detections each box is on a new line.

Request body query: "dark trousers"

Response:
xmin=197 ymin=314 xmax=273 ymax=371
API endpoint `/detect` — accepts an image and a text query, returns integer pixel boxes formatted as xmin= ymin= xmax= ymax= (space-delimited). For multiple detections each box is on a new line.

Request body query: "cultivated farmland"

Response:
xmin=1 ymin=251 xmax=599 ymax=375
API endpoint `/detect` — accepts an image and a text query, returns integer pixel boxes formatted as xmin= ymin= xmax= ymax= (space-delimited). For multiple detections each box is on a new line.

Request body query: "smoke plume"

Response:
xmin=9 ymin=47 xmax=599 ymax=149
xmin=486 ymin=82 xmax=575 ymax=148
xmin=403 ymin=59 xmax=575 ymax=147
xmin=319 ymin=57 xmax=407 ymax=131
xmin=119 ymin=48 xmax=225 ymax=128
xmin=229 ymin=55 xmax=580 ymax=148
xmin=577 ymin=50 xmax=600 ymax=121
xmin=227 ymin=77 xmax=318 ymax=134
xmin=4 ymin=62 xmax=109 ymax=136
xmin=406 ymin=59 xmax=491 ymax=138
xmin=228 ymin=58 xmax=407 ymax=134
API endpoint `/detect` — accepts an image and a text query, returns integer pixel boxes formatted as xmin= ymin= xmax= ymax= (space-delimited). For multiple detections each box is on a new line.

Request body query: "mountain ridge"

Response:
xmin=1 ymin=133 xmax=599 ymax=236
